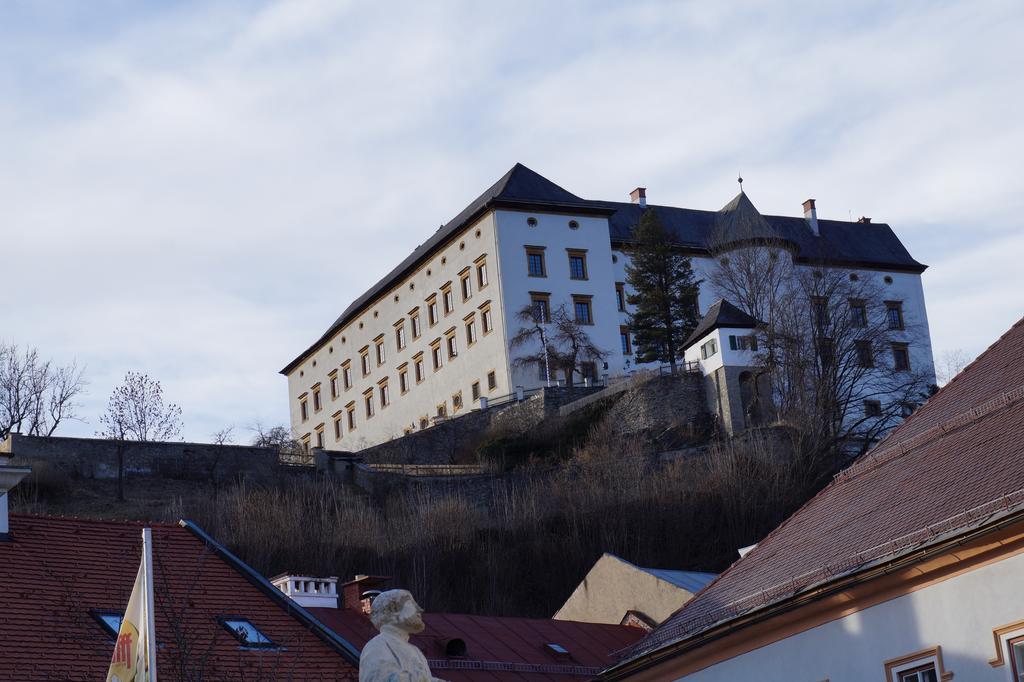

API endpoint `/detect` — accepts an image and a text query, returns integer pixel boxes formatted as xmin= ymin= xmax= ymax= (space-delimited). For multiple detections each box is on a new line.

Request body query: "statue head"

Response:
xmin=369 ymin=589 xmax=426 ymax=634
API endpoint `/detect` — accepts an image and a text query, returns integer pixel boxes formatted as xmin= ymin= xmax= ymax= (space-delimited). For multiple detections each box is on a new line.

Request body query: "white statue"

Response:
xmin=359 ymin=589 xmax=446 ymax=682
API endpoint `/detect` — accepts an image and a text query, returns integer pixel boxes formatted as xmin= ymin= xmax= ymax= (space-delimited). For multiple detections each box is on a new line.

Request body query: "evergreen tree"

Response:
xmin=625 ymin=209 xmax=702 ymax=370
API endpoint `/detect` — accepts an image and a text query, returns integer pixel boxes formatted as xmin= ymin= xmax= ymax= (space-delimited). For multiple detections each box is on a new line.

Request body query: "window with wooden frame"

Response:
xmin=459 ymin=268 xmax=472 ymax=301
xmin=363 ymin=389 xmax=375 ymax=418
xmin=883 ymin=646 xmax=950 ymax=682
xmin=312 ymin=384 xmax=322 ymax=412
xmin=374 ymin=335 xmax=386 ymax=366
xmin=346 ymin=402 xmax=356 ymax=431
xmin=475 ymin=256 xmax=489 ymax=289
xmin=426 ymin=294 xmax=439 ymax=327
xmin=436 ymin=402 xmax=448 ymax=418
xmin=487 ymin=370 xmax=497 ymax=391
xmin=314 ymin=424 xmax=325 ymax=449
xmin=328 ymin=370 xmax=339 ymax=400
xmin=530 ymin=292 xmax=551 ymax=323
xmin=359 ymin=347 xmax=371 ymax=376
xmin=445 ymin=328 xmax=458 ymax=359
xmin=892 ymin=342 xmax=911 ymax=371
xmin=464 ymin=313 xmax=478 ymax=346
xmin=441 ymin=282 xmax=454 ymax=315
xmin=1008 ymin=634 xmax=1024 ymax=681
xmin=615 ymin=282 xmax=626 ymax=312
xmin=572 ymin=295 xmax=594 ymax=325
xmin=378 ymin=378 xmax=390 ymax=408
xmin=452 ymin=391 xmax=463 ymax=412
xmin=300 ymin=433 xmax=310 ymax=453
xmin=811 ymin=295 xmax=829 ymax=327
xmin=299 ymin=393 xmax=309 ymax=422
xmin=864 ymin=399 xmax=882 ymax=417
xmin=419 ymin=416 xmax=429 ymax=429
xmin=729 ymin=334 xmax=758 ymax=351
xmin=480 ymin=301 xmax=493 ymax=335
xmin=856 ymin=339 xmax=874 ymax=368
xmin=849 ymin=298 xmax=868 ymax=327
xmin=886 ymin=300 xmax=905 ymax=330
xmin=332 ymin=412 xmax=343 ymax=441
xmin=341 ymin=361 xmax=353 ymax=390
xmin=525 ymin=246 xmax=546 ymax=277
xmin=471 ymin=381 xmax=481 ymax=401
xmin=398 ymin=364 xmax=410 ymax=394
xmin=395 ymin=320 xmax=407 ymax=351
xmin=620 ymin=326 xmax=632 ymax=355
xmin=430 ymin=339 xmax=443 ymax=370
xmin=701 ymin=338 xmax=718 ymax=359
xmin=410 ymin=308 xmax=422 ymax=339
xmin=413 ymin=352 xmax=425 ymax=383
xmin=567 ymin=249 xmax=588 ymax=280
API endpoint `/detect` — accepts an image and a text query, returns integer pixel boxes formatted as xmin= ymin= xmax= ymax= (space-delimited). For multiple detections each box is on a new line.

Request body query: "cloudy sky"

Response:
xmin=2 ymin=0 xmax=1022 ymax=442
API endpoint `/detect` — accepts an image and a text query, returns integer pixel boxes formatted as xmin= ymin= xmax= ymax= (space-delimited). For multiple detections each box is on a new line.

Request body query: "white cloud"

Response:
xmin=1 ymin=0 xmax=1021 ymax=439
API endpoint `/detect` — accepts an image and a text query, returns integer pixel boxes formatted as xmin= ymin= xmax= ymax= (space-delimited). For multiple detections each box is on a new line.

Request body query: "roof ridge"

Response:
xmin=10 ymin=512 xmax=180 ymax=528
xmin=837 ymin=383 xmax=1024 ymax=484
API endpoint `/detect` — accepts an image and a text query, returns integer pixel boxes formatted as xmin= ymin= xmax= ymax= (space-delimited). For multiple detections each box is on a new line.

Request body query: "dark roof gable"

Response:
xmin=682 ymin=299 xmax=761 ymax=350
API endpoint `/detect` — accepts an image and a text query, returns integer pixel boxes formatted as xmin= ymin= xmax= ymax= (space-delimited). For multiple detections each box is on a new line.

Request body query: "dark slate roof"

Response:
xmin=709 ymin=191 xmax=788 ymax=247
xmin=613 ymin=316 xmax=1024 ymax=671
xmin=281 ymin=163 xmax=610 ymax=374
xmin=682 ymin=299 xmax=761 ymax=350
xmin=282 ymin=165 xmax=926 ymax=374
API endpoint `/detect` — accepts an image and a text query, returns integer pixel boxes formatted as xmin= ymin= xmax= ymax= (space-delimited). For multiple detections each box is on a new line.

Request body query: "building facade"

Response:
xmin=282 ymin=164 xmax=934 ymax=450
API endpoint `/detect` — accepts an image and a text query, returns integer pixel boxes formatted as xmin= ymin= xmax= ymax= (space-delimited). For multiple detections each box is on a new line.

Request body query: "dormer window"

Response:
xmin=219 ymin=617 xmax=276 ymax=648
xmin=90 ymin=609 xmax=123 ymax=639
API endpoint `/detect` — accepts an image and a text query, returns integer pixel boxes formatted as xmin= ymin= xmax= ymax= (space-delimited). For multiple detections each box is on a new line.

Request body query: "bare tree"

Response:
xmin=0 ymin=343 xmax=86 ymax=440
xmin=935 ymin=348 xmax=972 ymax=386
xmin=98 ymin=372 xmax=183 ymax=501
xmin=509 ymin=304 xmax=557 ymax=387
xmin=249 ymin=422 xmax=301 ymax=452
xmin=711 ymin=253 xmax=933 ymax=469
xmin=211 ymin=426 xmax=235 ymax=445
xmin=549 ymin=305 xmax=608 ymax=387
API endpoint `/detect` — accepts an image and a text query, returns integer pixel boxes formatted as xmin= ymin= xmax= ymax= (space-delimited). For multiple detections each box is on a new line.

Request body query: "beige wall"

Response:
xmin=553 ymin=553 xmax=697 ymax=626
xmin=285 ymin=213 xmax=512 ymax=451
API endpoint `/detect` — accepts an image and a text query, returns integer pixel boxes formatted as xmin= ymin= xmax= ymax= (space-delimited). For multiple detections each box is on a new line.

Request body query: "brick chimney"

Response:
xmin=271 ymin=574 xmax=339 ymax=609
xmin=803 ymin=198 xmax=819 ymax=236
xmin=629 ymin=187 xmax=647 ymax=208
xmin=341 ymin=575 xmax=392 ymax=614
xmin=0 ymin=457 xmax=31 ymax=537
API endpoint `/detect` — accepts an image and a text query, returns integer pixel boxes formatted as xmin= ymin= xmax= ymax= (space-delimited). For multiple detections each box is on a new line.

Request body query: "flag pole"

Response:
xmin=142 ymin=528 xmax=159 ymax=682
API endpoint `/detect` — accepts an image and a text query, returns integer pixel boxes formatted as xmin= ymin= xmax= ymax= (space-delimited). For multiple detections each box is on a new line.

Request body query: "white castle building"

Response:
xmin=281 ymin=164 xmax=934 ymax=451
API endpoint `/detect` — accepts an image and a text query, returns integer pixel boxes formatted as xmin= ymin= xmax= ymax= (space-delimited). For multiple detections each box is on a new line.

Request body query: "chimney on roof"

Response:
xmin=857 ymin=216 xmax=872 ymax=224
xmin=0 ymin=456 xmax=31 ymax=537
xmin=341 ymin=574 xmax=392 ymax=614
xmin=271 ymin=574 xmax=340 ymax=609
xmin=630 ymin=187 xmax=647 ymax=208
xmin=802 ymin=198 xmax=819 ymax=236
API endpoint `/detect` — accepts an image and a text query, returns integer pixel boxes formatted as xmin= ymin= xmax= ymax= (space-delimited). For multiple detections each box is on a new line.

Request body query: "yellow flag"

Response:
xmin=107 ymin=529 xmax=157 ymax=682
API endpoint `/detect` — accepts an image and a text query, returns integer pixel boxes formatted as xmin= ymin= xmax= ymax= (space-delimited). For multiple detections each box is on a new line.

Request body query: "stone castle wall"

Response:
xmin=1 ymin=433 xmax=280 ymax=483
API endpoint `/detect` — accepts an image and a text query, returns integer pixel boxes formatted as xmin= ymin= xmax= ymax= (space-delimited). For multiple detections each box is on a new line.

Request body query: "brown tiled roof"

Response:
xmin=312 ymin=605 xmax=644 ymax=681
xmin=619 ymin=316 xmax=1024 ymax=664
xmin=0 ymin=515 xmax=358 ymax=681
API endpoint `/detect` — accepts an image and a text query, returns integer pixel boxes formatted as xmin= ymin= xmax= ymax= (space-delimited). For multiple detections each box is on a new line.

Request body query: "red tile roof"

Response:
xmin=620 ymin=316 xmax=1024 ymax=664
xmin=311 ymin=605 xmax=644 ymax=681
xmin=0 ymin=514 xmax=359 ymax=681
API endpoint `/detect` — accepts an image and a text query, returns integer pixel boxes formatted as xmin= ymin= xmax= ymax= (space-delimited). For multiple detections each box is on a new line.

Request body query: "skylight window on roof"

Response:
xmin=546 ymin=643 xmax=570 ymax=655
xmin=219 ymin=617 xmax=276 ymax=648
xmin=90 ymin=610 xmax=123 ymax=639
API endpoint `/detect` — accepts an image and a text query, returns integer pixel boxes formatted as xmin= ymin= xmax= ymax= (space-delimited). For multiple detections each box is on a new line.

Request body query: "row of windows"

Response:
xmin=524 ymin=246 xmax=589 ymax=280
xmin=299 ymin=302 xmax=495 ymax=422
xmin=527 ymin=292 xmax=595 ymax=325
xmin=303 ymin=370 xmax=502 ymax=449
xmin=816 ymin=298 xmax=906 ymax=330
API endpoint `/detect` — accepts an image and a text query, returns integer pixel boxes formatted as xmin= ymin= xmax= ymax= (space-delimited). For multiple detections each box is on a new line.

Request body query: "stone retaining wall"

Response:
xmin=1 ymin=434 xmax=280 ymax=483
